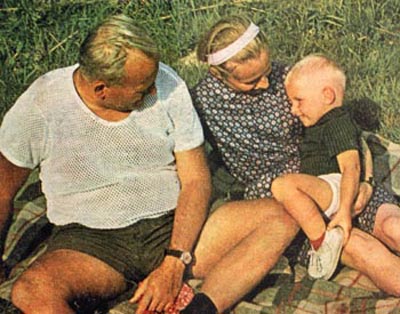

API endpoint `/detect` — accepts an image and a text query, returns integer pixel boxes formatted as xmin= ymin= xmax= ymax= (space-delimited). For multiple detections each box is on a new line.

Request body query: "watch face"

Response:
xmin=181 ymin=252 xmax=193 ymax=265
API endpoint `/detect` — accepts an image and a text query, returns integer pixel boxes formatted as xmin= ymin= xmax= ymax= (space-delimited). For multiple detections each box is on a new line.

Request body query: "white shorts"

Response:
xmin=318 ymin=173 xmax=342 ymax=219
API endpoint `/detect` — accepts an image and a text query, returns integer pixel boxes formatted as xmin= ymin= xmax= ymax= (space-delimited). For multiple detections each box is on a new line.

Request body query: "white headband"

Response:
xmin=207 ymin=22 xmax=260 ymax=66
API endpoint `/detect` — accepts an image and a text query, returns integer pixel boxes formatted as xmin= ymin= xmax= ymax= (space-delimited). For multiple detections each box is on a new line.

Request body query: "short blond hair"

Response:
xmin=286 ymin=54 xmax=346 ymax=98
xmin=197 ymin=16 xmax=268 ymax=76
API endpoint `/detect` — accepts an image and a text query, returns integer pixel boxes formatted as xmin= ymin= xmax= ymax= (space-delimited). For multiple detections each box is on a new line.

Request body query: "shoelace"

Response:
xmin=308 ymin=250 xmax=323 ymax=272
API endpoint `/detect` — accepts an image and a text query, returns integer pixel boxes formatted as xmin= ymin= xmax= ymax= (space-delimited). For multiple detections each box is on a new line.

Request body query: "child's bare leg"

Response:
xmin=272 ymin=173 xmax=333 ymax=242
xmin=372 ymin=203 xmax=400 ymax=253
xmin=273 ymin=173 xmax=344 ymax=279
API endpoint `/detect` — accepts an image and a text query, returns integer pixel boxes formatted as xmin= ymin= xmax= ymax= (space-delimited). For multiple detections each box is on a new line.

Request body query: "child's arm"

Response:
xmin=327 ymin=149 xmax=361 ymax=244
xmin=353 ymin=138 xmax=374 ymax=215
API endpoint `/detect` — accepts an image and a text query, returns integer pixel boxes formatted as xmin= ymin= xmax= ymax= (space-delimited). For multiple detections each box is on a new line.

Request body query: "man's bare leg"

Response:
xmin=341 ymin=228 xmax=400 ymax=296
xmin=11 ymin=249 xmax=127 ymax=314
xmin=192 ymin=198 xmax=298 ymax=312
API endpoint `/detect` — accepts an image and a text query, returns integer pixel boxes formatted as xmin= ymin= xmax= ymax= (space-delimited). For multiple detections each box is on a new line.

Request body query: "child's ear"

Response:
xmin=322 ymin=86 xmax=336 ymax=105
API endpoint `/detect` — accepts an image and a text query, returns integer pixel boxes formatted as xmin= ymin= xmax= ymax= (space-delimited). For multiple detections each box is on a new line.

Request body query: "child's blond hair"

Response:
xmin=286 ymin=54 xmax=346 ymax=102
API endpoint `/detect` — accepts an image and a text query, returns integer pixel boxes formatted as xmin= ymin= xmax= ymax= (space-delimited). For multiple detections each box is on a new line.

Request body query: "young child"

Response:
xmin=272 ymin=54 xmax=383 ymax=280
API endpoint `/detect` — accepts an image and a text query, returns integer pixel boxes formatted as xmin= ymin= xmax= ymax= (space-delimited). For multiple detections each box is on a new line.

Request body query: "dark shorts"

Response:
xmin=47 ymin=211 xmax=174 ymax=283
xmin=287 ymin=184 xmax=397 ymax=266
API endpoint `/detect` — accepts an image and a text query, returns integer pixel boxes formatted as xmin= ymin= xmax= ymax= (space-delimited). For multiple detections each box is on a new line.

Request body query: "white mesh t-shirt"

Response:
xmin=0 ymin=63 xmax=204 ymax=229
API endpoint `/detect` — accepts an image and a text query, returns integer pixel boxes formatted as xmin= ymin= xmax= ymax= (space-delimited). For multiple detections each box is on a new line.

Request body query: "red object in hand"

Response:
xmin=143 ymin=282 xmax=194 ymax=314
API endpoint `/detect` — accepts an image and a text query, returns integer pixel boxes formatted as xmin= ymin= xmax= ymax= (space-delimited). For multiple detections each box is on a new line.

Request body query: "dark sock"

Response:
xmin=181 ymin=292 xmax=218 ymax=314
xmin=310 ymin=232 xmax=325 ymax=250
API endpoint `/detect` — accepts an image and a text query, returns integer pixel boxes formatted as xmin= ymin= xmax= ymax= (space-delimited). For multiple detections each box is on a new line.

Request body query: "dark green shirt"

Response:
xmin=300 ymin=107 xmax=361 ymax=176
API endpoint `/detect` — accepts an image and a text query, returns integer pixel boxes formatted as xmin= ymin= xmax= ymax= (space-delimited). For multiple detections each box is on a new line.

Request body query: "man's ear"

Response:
xmin=94 ymin=82 xmax=106 ymax=100
xmin=322 ymin=86 xmax=336 ymax=105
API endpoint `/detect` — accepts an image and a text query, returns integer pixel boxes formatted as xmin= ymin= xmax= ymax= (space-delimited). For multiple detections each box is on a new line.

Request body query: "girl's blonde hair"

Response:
xmin=197 ymin=16 xmax=268 ymax=77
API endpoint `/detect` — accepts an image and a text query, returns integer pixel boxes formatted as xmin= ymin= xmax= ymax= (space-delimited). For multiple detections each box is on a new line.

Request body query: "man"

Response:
xmin=0 ymin=14 xmax=210 ymax=313
xmin=1 ymin=14 xmax=300 ymax=314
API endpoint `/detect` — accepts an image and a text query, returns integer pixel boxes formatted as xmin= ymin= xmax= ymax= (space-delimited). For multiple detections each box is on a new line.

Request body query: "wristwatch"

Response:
xmin=164 ymin=249 xmax=194 ymax=265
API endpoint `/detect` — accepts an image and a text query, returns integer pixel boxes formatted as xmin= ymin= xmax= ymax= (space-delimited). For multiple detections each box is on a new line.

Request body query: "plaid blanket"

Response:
xmin=1 ymin=131 xmax=400 ymax=313
xmin=109 ymin=260 xmax=400 ymax=314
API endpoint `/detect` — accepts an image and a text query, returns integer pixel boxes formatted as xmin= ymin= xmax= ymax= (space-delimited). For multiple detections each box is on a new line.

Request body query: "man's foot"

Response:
xmin=308 ymin=227 xmax=344 ymax=280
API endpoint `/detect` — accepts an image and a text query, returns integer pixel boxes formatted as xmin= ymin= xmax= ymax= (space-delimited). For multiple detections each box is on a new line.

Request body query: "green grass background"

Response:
xmin=1 ymin=0 xmax=399 ymax=139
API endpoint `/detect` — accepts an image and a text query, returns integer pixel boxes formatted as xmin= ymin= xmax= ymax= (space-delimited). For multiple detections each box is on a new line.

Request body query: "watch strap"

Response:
xmin=164 ymin=249 xmax=194 ymax=265
xmin=165 ymin=249 xmax=183 ymax=258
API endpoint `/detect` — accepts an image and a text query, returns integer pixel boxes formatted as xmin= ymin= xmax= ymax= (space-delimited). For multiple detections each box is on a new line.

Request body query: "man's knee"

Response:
xmin=11 ymin=269 xmax=71 ymax=313
xmin=258 ymin=209 xmax=298 ymax=251
xmin=261 ymin=199 xmax=298 ymax=238
xmin=271 ymin=174 xmax=300 ymax=202
xmin=251 ymin=198 xmax=298 ymax=240
xmin=12 ymin=271 xmax=46 ymax=303
xmin=12 ymin=275 xmax=36 ymax=312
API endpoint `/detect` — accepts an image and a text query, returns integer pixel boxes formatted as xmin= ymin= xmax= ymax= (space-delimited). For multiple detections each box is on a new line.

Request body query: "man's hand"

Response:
xmin=130 ymin=256 xmax=185 ymax=314
xmin=353 ymin=181 xmax=373 ymax=216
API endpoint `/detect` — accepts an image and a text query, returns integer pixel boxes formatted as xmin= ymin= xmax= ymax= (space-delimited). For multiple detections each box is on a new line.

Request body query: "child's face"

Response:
xmin=222 ymin=50 xmax=272 ymax=93
xmin=285 ymin=75 xmax=332 ymax=127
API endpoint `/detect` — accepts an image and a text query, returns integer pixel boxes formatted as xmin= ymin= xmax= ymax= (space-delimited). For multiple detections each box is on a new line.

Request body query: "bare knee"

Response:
xmin=380 ymin=214 xmax=400 ymax=251
xmin=271 ymin=174 xmax=299 ymax=202
xmin=271 ymin=176 xmax=287 ymax=201
xmin=11 ymin=270 xmax=72 ymax=314
xmin=12 ymin=272 xmax=53 ymax=309
xmin=252 ymin=197 xmax=299 ymax=238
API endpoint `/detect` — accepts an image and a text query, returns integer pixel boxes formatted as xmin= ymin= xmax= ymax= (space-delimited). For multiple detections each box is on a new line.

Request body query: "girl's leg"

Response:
xmin=372 ymin=203 xmax=400 ymax=253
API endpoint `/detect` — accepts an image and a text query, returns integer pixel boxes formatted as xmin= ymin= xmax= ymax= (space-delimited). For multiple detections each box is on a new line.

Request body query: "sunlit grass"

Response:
xmin=1 ymin=0 xmax=399 ymax=139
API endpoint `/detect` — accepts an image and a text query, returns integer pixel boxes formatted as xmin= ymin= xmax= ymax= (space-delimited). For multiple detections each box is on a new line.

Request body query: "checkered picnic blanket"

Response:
xmin=1 ymin=131 xmax=400 ymax=313
xmin=109 ymin=260 xmax=400 ymax=314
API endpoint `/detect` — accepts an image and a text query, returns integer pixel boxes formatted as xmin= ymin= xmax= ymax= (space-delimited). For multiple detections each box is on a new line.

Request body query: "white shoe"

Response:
xmin=308 ymin=227 xmax=344 ymax=280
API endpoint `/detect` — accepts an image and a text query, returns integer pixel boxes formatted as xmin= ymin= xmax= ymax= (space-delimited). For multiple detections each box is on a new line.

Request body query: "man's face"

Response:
xmin=285 ymin=75 xmax=331 ymax=127
xmin=222 ymin=50 xmax=272 ymax=93
xmin=103 ymin=50 xmax=158 ymax=112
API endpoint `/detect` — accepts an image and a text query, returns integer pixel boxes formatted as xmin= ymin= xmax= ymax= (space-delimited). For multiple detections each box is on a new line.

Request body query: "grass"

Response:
xmin=0 ymin=0 xmax=399 ymax=140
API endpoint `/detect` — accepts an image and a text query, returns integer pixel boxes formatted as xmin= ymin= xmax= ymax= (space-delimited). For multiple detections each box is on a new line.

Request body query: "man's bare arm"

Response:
xmin=169 ymin=145 xmax=212 ymax=253
xmin=131 ymin=145 xmax=211 ymax=313
xmin=0 ymin=153 xmax=31 ymax=280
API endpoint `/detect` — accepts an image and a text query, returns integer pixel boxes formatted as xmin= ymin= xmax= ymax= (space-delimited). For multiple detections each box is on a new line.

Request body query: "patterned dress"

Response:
xmin=192 ymin=61 xmax=397 ymax=266
xmin=192 ymin=62 xmax=303 ymax=199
